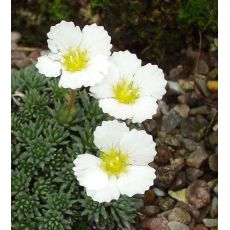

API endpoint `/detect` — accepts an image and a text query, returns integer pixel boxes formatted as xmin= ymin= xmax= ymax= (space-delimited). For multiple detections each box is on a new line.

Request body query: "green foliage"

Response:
xmin=12 ymin=65 xmax=141 ymax=229
xmin=178 ymin=0 xmax=218 ymax=33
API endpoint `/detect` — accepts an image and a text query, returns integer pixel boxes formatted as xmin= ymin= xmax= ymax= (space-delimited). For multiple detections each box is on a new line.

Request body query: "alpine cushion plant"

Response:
xmin=73 ymin=120 xmax=156 ymax=203
xmin=36 ymin=20 xmax=112 ymax=89
xmin=90 ymin=50 xmax=167 ymax=123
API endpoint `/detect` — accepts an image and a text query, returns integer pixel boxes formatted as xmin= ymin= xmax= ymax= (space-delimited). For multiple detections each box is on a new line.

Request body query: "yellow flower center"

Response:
xmin=113 ymin=80 xmax=140 ymax=104
xmin=100 ymin=148 xmax=129 ymax=177
xmin=62 ymin=48 xmax=89 ymax=72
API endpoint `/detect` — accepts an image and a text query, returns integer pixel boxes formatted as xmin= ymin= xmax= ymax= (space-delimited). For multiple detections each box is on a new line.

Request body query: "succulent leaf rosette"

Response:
xmin=36 ymin=21 xmax=112 ymax=89
xmin=73 ymin=120 xmax=156 ymax=203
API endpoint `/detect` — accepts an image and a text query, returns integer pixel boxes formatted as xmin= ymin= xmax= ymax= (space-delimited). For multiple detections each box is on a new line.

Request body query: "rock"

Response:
xmin=154 ymin=146 xmax=170 ymax=166
xmin=195 ymin=76 xmax=209 ymax=97
xmin=180 ymin=116 xmax=209 ymax=141
xmin=173 ymin=104 xmax=190 ymax=118
xmin=208 ymin=68 xmax=218 ymax=80
xmin=208 ymin=154 xmax=218 ymax=172
xmin=171 ymin=158 xmax=185 ymax=172
xmin=158 ymin=197 xmax=175 ymax=211
xmin=142 ymin=217 xmax=168 ymax=230
xmin=155 ymin=166 xmax=177 ymax=189
xmin=168 ymin=207 xmax=191 ymax=224
xmin=169 ymin=65 xmax=184 ymax=79
xmin=153 ymin=187 xmax=166 ymax=197
xmin=186 ymin=168 xmax=204 ymax=182
xmin=197 ymin=60 xmax=209 ymax=75
xmin=176 ymin=202 xmax=200 ymax=220
xmin=210 ymin=197 xmax=218 ymax=218
xmin=158 ymin=100 xmax=169 ymax=115
xmin=14 ymin=58 xmax=32 ymax=69
xmin=168 ymin=81 xmax=184 ymax=94
xmin=161 ymin=110 xmax=182 ymax=133
xmin=179 ymin=79 xmax=195 ymax=91
xmin=202 ymin=218 xmax=218 ymax=228
xmin=207 ymin=179 xmax=218 ymax=190
xmin=141 ymin=205 xmax=161 ymax=217
xmin=144 ymin=190 xmax=157 ymax=205
xmin=163 ymin=135 xmax=181 ymax=147
xmin=186 ymin=149 xmax=208 ymax=168
xmin=168 ymin=189 xmax=188 ymax=203
xmin=190 ymin=106 xmax=210 ymax=115
xmin=171 ymin=171 xmax=187 ymax=190
xmin=177 ymin=93 xmax=191 ymax=104
xmin=193 ymin=224 xmax=208 ymax=230
xmin=209 ymin=131 xmax=218 ymax=145
xmin=167 ymin=221 xmax=189 ymax=230
xmin=143 ymin=120 xmax=158 ymax=134
xmin=182 ymin=138 xmax=202 ymax=152
xmin=11 ymin=51 xmax=27 ymax=60
xmin=186 ymin=180 xmax=211 ymax=209
xmin=11 ymin=31 xmax=21 ymax=48
xmin=213 ymin=184 xmax=218 ymax=195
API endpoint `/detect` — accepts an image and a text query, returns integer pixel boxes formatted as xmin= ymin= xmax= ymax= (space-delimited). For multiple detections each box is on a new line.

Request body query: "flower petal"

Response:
xmin=47 ymin=20 xmax=82 ymax=53
xmin=36 ymin=55 xmax=61 ymax=77
xmin=132 ymin=96 xmax=158 ymax=123
xmin=73 ymin=154 xmax=108 ymax=190
xmin=58 ymin=70 xmax=87 ymax=89
xmin=99 ymin=98 xmax=134 ymax=121
xmin=80 ymin=23 xmax=112 ymax=57
xmin=134 ymin=63 xmax=167 ymax=99
xmin=120 ymin=129 xmax=156 ymax=165
xmin=110 ymin=51 xmax=141 ymax=77
xmin=94 ymin=120 xmax=129 ymax=152
xmin=117 ymin=166 xmax=155 ymax=197
xmin=86 ymin=176 xmax=120 ymax=203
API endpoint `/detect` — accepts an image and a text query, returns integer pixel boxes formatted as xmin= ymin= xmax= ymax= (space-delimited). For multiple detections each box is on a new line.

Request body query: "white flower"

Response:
xmin=90 ymin=51 xmax=167 ymax=123
xmin=36 ymin=20 xmax=112 ymax=89
xmin=73 ymin=120 xmax=156 ymax=203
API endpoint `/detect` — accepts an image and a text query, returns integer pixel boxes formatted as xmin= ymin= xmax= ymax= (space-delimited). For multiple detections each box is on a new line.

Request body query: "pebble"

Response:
xmin=164 ymin=135 xmax=181 ymax=147
xmin=141 ymin=205 xmax=161 ymax=217
xmin=143 ymin=119 xmax=158 ymax=134
xmin=208 ymin=154 xmax=218 ymax=172
xmin=202 ymin=218 xmax=218 ymax=228
xmin=155 ymin=165 xmax=176 ymax=189
xmin=171 ymin=171 xmax=187 ymax=190
xmin=154 ymin=146 xmax=170 ymax=166
xmin=167 ymin=81 xmax=184 ymax=94
xmin=11 ymin=31 xmax=21 ymax=49
xmin=167 ymin=221 xmax=189 ymax=230
xmin=169 ymin=65 xmax=184 ymax=79
xmin=208 ymin=68 xmax=218 ymax=80
xmin=193 ymin=224 xmax=208 ymax=230
xmin=170 ymin=158 xmax=185 ymax=172
xmin=186 ymin=168 xmax=204 ymax=182
xmin=142 ymin=217 xmax=168 ymax=230
xmin=186 ymin=149 xmax=208 ymax=168
xmin=173 ymin=104 xmax=190 ymax=118
xmin=168 ymin=207 xmax=191 ymax=224
xmin=209 ymin=131 xmax=218 ymax=145
xmin=161 ymin=110 xmax=182 ymax=133
xmin=186 ymin=180 xmax=211 ymax=209
xmin=190 ymin=106 xmax=210 ymax=115
xmin=168 ymin=189 xmax=188 ymax=203
xmin=179 ymin=79 xmax=195 ymax=91
xmin=176 ymin=202 xmax=200 ymax=220
xmin=144 ymin=190 xmax=156 ymax=205
xmin=197 ymin=60 xmax=209 ymax=75
xmin=210 ymin=197 xmax=218 ymax=218
xmin=158 ymin=197 xmax=175 ymax=211
xmin=182 ymin=138 xmax=202 ymax=152
xmin=177 ymin=93 xmax=191 ymax=104
xmin=153 ymin=187 xmax=166 ymax=197
xmin=158 ymin=100 xmax=169 ymax=115
xmin=195 ymin=76 xmax=209 ymax=97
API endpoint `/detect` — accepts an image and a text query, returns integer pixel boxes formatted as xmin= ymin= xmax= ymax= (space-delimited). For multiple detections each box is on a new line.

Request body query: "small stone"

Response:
xmin=179 ymin=79 xmax=195 ymax=91
xmin=210 ymin=197 xmax=218 ymax=218
xmin=173 ymin=104 xmax=190 ymax=118
xmin=168 ymin=189 xmax=188 ymax=203
xmin=11 ymin=31 xmax=21 ymax=48
xmin=167 ymin=221 xmax=189 ymax=230
xmin=14 ymin=58 xmax=32 ymax=69
xmin=197 ymin=60 xmax=209 ymax=75
xmin=207 ymin=179 xmax=218 ymax=189
xmin=153 ymin=187 xmax=166 ymax=197
xmin=158 ymin=197 xmax=175 ymax=211
xmin=168 ymin=81 xmax=184 ymax=94
xmin=168 ymin=207 xmax=191 ymax=224
xmin=208 ymin=68 xmax=218 ymax=80
xmin=182 ymin=138 xmax=202 ymax=152
xmin=202 ymin=218 xmax=218 ymax=228
xmin=180 ymin=116 xmax=209 ymax=141
xmin=177 ymin=93 xmax=190 ymax=104
xmin=190 ymin=106 xmax=210 ymax=115
xmin=186 ymin=180 xmax=211 ymax=209
xmin=170 ymin=158 xmax=185 ymax=172
xmin=193 ymin=224 xmax=208 ymax=230
xmin=186 ymin=149 xmax=208 ymax=168
xmin=186 ymin=168 xmax=204 ymax=182
xmin=171 ymin=171 xmax=187 ymax=190
xmin=213 ymin=184 xmax=218 ymax=195
xmin=154 ymin=146 xmax=170 ymax=166
xmin=169 ymin=65 xmax=184 ymax=79
xmin=11 ymin=51 xmax=27 ymax=60
xmin=155 ymin=166 xmax=176 ymax=189
xmin=143 ymin=120 xmax=158 ymax=134
xmin=144 ymin=190 xmax=156 ymax=205
xmin=209 ymin=131 xmax=218 ymax=145
xmin=195 ymin=76 xmax=209 ymax=97
xmin=141 ymin=205 xmax=161 ymax=217
xmin=164 ymin=135 xmax=181 ymax=147
xmin=161 ymin=110 xmax=182 ymax=133
xmin=158 ymin=100 xmax=169 ymax=115
xmin=176 ymin=202 xmax=200 ymax=220
xmin=208 ymin=154 xmax=218 ymax=172
xmin=142 ymin=217 xmax=168 ymax=230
